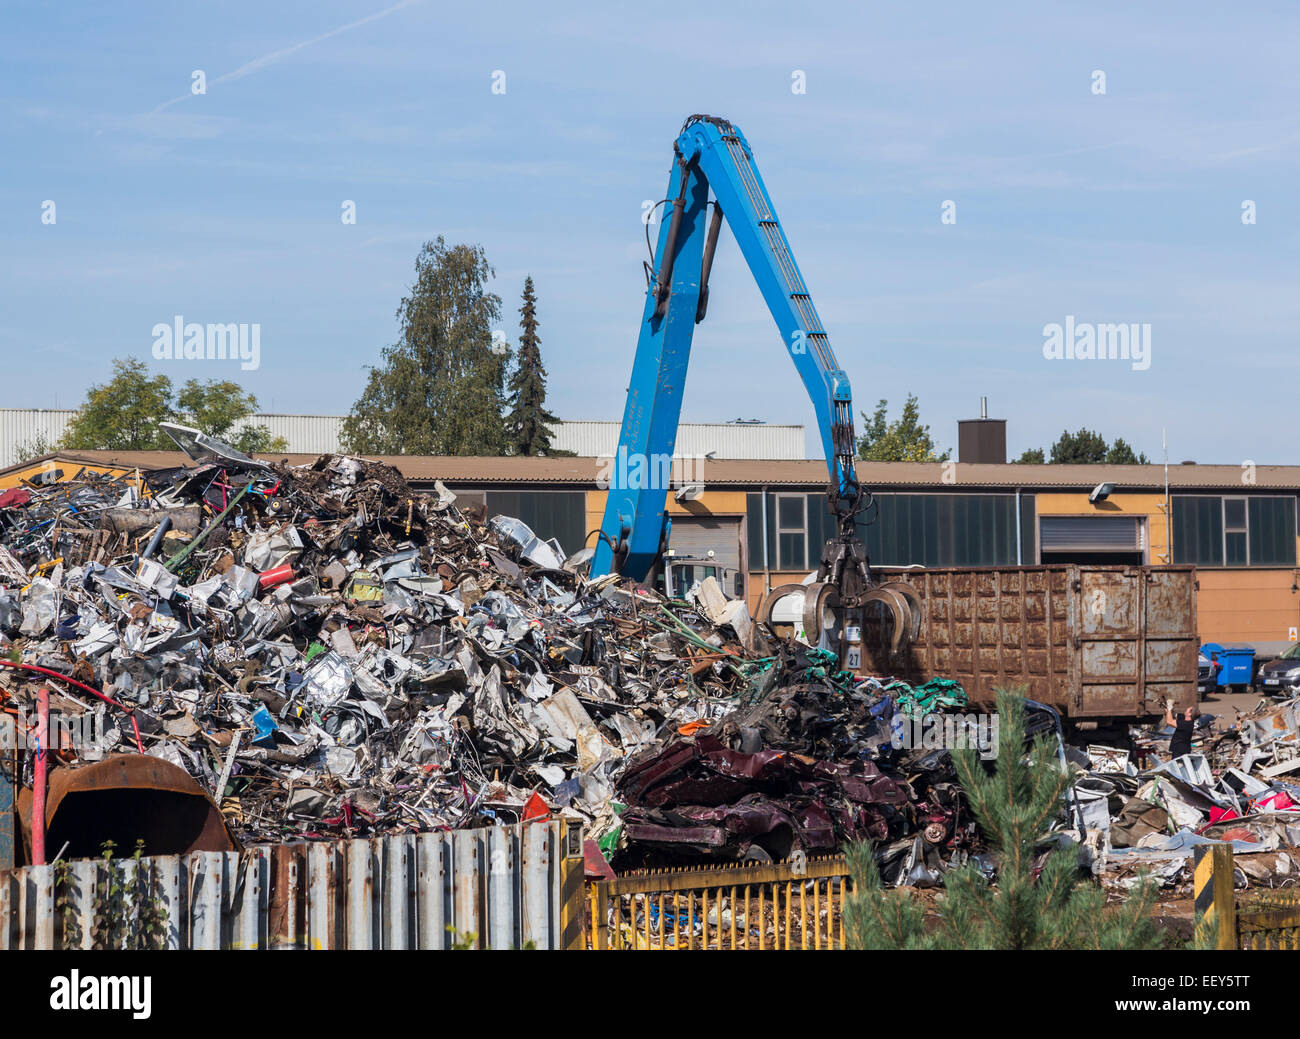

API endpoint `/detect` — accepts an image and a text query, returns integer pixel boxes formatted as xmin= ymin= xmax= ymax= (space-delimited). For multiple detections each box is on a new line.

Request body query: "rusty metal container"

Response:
xmin=856 ymin=565 xmax=1198 ymax=719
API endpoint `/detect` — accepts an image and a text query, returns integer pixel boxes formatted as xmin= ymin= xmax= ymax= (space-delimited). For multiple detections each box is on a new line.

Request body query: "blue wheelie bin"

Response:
xmin=1201 ymin=643 xmax=1256 ymax=693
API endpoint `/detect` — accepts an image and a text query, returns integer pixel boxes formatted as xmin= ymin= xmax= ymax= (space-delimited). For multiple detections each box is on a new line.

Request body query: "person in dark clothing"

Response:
xmin=1164 ymin=702 xmax=1196 ymax=759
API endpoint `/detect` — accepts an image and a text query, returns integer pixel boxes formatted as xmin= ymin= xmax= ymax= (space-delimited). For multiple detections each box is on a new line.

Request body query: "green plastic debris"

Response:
xmin=598 ymin=803 xmax=627 ymax=861
xmin=887 ymin=677 xmax=967 ymax=718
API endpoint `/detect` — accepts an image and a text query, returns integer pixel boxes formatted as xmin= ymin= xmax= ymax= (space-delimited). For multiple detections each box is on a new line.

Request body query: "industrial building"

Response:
xmin=4 ymin=442 xmax=1297 ymax=651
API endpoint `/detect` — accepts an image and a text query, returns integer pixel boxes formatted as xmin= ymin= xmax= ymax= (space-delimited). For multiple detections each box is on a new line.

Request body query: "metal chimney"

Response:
xmin=958 ymin=397 xmax=1006 ymax=464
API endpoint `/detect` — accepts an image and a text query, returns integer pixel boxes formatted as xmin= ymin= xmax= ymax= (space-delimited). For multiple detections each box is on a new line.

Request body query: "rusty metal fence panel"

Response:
xmin=0 ymin=820 xmax=582 ymax=950
xmin=1193 ymin=844 xmax=1300 ymax=950
xmin=1237 ymin=890 xmax=1300 ymax=950
xmin=588 ymin=855 xmax=851 ymax=950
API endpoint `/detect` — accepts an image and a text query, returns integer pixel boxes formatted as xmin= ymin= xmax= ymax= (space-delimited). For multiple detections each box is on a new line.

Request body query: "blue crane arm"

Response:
xmin=592 ymin=115 xmax=862 ymax=581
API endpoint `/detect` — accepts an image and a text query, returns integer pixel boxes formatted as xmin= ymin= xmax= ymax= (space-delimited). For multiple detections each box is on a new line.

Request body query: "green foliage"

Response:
xmin=343 ymin=237 xmax=509 ymax=456
xmin=504 ymin=276 xmax=571 ymax=456
xmin=856 ymin=394 xmax=950 ymax=462
xmin=84 ymin=839 xmax=170 ymax=950
xmin=13 ymin=431 xmax=55 ymax=463
xmin=53 ymin=857 xmax=83 ymax=949
xmin=1104 ymin=436 xmax=1149 ymax=465
xmin=61 ymin=358 xmax=175 ymax=450
xmin=228 ymin=424 xmax=290 ymax=455
xmin=1013 ymin=428 xmax=1151 ymax=465
xmin=58 ymin=357 xmax=283 ymax=454
xmin=1049 ymin=427 xmax=1109 ymax=464
xmin=1190 ymin=909 xmax=1221 ymax=950
xmin=841 ymin=842 xmax=933 ymax=949
xmin=176 ymin=378 xmax=288 ymax=453
xmin=844 ymin=690 xmax=1162 ymax=950
xmin=447 ymin=924 xmax=479 ymax=950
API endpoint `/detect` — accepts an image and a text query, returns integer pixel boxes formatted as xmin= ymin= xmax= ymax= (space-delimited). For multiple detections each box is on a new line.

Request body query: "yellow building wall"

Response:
xmin=582 ymin=487 xmax=1300 ymax=647
xmin=584 ymin=489 xmax=749 ymax=535
xmin=1033 ymin=492 xmax=1170 ymax=563
xmin=746 ymin=571 xmax=813 ymax=616
xmin=1195 ymin=569 xmax=1300 ymax=645
xmin=1035 ymin=492 xmax=1300 ymax=644
xmin=0 ymin=458 xmax=143 ymax=492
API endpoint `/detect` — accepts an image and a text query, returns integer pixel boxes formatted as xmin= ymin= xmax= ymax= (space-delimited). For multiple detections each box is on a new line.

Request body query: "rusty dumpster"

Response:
xmin=856 ymin=564 xmax=1198 ymax=719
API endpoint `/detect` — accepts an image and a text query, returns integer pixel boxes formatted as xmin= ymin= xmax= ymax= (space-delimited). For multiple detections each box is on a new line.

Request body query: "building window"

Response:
xmin=1172 ymin=495 xmax=1296 ymax=567
xmin=749 ymin=490 xmax=1019 ymax=572
xmin=483 ymin=490 xmax=586 ymax=557
xmin=1038 ymin=515 xmax=1145 ymax=564
xmin=776 ymin=494 xmax=807 ymax=570
xmin=1224 ymin=497 xmax=1247 ymax=566
xmin=1248 ymin=496 xmax=1297 ymax=566
xmin=856 ymin=493 xmax=1019 ymax=567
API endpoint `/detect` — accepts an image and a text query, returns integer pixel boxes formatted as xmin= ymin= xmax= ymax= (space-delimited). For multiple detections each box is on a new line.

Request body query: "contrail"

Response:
xmin=149 ymin=0 xmax=422 ymax=114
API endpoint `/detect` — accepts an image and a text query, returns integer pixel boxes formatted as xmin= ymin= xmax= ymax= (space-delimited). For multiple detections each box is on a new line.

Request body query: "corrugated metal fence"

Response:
xmin=0 ymin=409 xmax=73 ymax=467
xmin=0 ymin=411 xmax=807 ymax=465
xmin=0 ymin=411 xmax=348 ymax=466
xmin=229 ymin=413 xmax=345 ymax=454
xmin=1 ymin=820 xmax=584 ymax=950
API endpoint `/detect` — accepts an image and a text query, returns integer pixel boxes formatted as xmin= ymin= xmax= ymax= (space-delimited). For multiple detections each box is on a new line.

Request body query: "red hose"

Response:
xmin=0 ymin=659 xmax=145 ymax=753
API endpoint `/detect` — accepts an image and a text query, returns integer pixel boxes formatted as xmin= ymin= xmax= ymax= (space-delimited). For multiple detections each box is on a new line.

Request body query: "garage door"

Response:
xmin=1040 ymin=516 xmax=1144 ymax=553
xmin=668 ymin=516 xmax=741 ymax=570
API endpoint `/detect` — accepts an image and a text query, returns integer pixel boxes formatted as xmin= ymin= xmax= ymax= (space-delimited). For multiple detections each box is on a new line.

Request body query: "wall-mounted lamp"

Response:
xmin=1089 ymin=481 xmax=1116 ymax=504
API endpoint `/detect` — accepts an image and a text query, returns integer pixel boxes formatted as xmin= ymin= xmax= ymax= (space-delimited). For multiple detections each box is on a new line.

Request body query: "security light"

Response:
xmin=1089 ymin=481 xmax=1116 ymax=504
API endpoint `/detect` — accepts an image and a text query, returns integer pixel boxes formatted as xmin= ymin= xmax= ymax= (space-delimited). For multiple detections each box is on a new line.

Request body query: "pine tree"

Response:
xmin=504 ymin=276 xmax=571 ymax=456
xmin=844 ymin=689 xmax=1162 ymax=950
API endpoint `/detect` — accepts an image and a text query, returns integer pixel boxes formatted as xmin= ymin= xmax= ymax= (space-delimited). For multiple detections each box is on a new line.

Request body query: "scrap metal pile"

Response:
xmin=13 ymin=443 xmax=1300 ymax=894
xmin=611 ymin=650 xmax=978 ymax=879
xmin=0 ymin=441 xmax=972 ymax=871
xmin=1077 ymin=699 xmax=1300 ymax=892
xmin=0 ymin=450 xmax=739 ymax=849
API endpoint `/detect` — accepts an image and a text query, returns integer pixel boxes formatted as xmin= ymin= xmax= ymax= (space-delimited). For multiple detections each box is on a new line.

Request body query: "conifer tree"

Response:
xmin=844 ymin=689 xmax=1161 ymax=950
xmin=504 ymin=276 xmax=571 ymax=456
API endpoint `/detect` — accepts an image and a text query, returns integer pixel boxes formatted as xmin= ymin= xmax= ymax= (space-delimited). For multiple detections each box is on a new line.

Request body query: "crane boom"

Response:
xmin=591 ymin=115 xmax=920 ymax=654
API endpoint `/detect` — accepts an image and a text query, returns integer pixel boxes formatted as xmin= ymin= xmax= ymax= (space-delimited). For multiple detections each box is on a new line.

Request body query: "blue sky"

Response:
xmin=3 ymin=1 xmax=1298 ymax=462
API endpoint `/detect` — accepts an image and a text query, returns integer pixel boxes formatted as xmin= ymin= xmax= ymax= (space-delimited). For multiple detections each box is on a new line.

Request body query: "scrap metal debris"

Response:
xmin=8 ymin=436 xmax=1300 ymax=897
xmin=0 ymin=444 xmax=836 ymax=857
xmin=1069 ymin=697 xmax=1300 ymax=894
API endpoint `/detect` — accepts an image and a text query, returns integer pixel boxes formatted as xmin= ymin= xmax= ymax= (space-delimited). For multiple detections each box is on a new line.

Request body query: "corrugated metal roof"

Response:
xmin=548 ymin=421 xmax=805 ymax=459
xmin=8 ymin=450 xmax=1300 ymax=492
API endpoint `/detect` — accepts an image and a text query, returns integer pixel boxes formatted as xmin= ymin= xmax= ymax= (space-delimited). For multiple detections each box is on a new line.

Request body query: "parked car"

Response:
xmin=1197 ymin=652 xmax=1218 ymax=697
xmin=1258 ymin=643 xmax=1300 ymax=697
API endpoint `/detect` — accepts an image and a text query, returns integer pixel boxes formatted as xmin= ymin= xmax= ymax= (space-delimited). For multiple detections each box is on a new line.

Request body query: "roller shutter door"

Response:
xmin=1039 ymin=515 xmax=1143 ymax=552
xmin=668 ymin=517 xmax=741 ymax=570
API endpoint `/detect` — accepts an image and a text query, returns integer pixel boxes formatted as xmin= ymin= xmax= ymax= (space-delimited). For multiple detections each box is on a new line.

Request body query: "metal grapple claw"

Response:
xmin=860 ymin=582 xmax=924 ymax=654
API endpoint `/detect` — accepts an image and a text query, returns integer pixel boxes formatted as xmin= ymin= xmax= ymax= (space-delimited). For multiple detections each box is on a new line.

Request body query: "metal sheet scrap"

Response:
xmin=0 ymin=445 xmax=795 ymax=858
